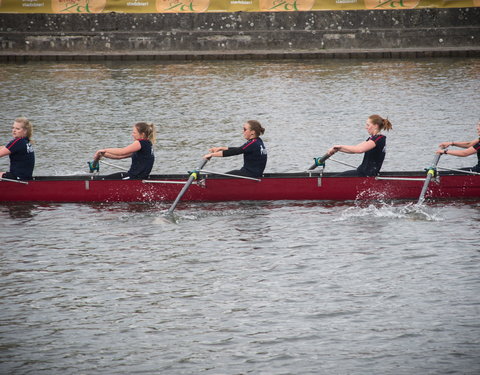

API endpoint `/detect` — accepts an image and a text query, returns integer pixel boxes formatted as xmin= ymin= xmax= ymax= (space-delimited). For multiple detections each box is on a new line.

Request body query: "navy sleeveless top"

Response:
xmin=128 ymin=139 xmax=154 ymax=179
xmin=357 ymin=134 xmax=386 ymax=177
xmin=5 ymin=137 xmax=35 ymax=179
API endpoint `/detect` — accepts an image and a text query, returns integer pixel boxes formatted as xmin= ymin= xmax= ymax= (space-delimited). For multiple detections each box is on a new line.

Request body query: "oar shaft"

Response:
xmin=167 ymin=158 xmax=208 ymax=215
xmin=199 ymin=169 xmax=261 ymax=182
xmin=0 ymin=177 xmax=29 ymax=184
xmin=329 ymin=157 xmax=357 ymax=169
xmin=437 ymin=166 xmax=480 ymax=176
xmin=417 ymin=153 xmax=442 ymax=204
xmin=100 ymin=160 xmax=128 ymax=171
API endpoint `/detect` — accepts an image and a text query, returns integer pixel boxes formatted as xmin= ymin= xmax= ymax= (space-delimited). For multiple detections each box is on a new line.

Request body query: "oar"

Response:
xmin=0 ymin=177 xmax=29 ymax=184
xmin=198 ymin=169 xmax=261 ymax=182
xmin=167 ymin=158 xmax=209 ymax=216
xmin=308 ymin=152 xmax=331 ymax=170
xmin=100 ymin=160 xmax=128 ymax=171
xmin=329 ymin=157 xmax=357 ymax=169
xmin=438 ymin=166 xmax=480 ymax=175
xmin=417 ymin=153 xmax=442 ymax=205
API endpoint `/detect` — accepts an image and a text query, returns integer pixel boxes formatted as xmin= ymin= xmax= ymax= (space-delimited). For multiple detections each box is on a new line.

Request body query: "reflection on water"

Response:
xmin=0 ymin=58 xmax=479 ymax=375
xmin=0 ymin=203 xmax=37 ymax=220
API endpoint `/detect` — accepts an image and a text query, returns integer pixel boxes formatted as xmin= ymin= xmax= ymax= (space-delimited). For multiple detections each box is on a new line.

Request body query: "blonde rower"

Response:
xmin=94 ymin=122 xmax=156 ymax=179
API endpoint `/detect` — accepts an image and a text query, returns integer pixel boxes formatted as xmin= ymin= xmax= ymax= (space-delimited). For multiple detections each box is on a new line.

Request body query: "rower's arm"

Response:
xmin=440 ymin=139 xmax=478 ymax=149
xmin=209 ymin=146 xmax=228 ymax=153
xmin=465 ymin=138 xmax=478 ymax=148
xmin=0 ymin=146 xmax=10 ymax=158
xmin=205 ymin=147 xmax=242 ymax=159
xmin=222 ymin=147 xmax=243 ymax=157
xmin=101 ymin=141 xmax=141 ymax=159
xmin=103 ymin=151 xmax=133 ymax=159
xmin=204 ymin=150 xmax=224 ymax=158
xmin=334 ymin=140 xmax=375 ymax=154
xmin=445 ymin=146 xmax=477 ymax=157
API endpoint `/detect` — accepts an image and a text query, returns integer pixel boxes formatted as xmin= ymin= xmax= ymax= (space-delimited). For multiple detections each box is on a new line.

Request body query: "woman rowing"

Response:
xmin=204 ymin=120 xmax=267 ymax=178
xmin=327 ymin=115 xmax=393 ymax=177
xmin=94 ymin=122 xmax=156 ymax=179
xmin=436 ymin=121 xmax=480 ymax=172
xmin=0 ymin=117 xmax=35 ymax=180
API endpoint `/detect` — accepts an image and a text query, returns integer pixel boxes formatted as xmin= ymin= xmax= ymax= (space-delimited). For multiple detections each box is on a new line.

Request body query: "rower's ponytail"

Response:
xmin=247 ymin=120 xmax=265 ymax=137
xmin=382 ymin=118 xmax=393 ymax=131
xmin=369 ymin=115 xmax=392 ymax=132
xmin=135 ymin=122 xmax=157 ymax=144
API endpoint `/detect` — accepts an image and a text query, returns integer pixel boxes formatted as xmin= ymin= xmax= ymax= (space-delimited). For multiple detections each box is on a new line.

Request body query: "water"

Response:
xmin=0 ymin=58 xmax=479 ymax=374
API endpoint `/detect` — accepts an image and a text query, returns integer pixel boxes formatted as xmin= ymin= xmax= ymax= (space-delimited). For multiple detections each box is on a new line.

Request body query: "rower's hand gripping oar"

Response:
xmin=309 ymin=152 xmax=331 ymax=170
xmin=417 ymin=152 xmax=442 ymax=205
xmin=167 ymin=158 xmax=209 ymax=216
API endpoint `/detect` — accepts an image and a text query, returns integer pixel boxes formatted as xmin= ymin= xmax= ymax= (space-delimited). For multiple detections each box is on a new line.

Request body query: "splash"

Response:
xmin=334 ymin=201 xmax=443 ymax=222
xmin=153 ymin=210 xmax=179 ymax=224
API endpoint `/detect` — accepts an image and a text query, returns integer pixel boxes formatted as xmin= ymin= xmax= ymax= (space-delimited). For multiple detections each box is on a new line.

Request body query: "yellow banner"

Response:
xmin=0 ymin=0 xmax=478 ymax=13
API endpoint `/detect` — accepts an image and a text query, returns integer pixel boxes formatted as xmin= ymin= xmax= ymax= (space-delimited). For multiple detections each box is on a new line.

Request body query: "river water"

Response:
xmin=0 ymin=58 xmax=479 ymax=374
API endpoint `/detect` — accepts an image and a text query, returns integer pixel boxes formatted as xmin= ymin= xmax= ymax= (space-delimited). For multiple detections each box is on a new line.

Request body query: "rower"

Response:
xmin=0 ymin=117 xmax=35 ymax=181
xmin=436 ymin=121 xmax=480 ymax=173
xmin=204 ymin=120 xmax=267 ymax=178
xmin=326 ymin=114 xmax=393 ymax=177
xmin=93 ymin=122 xmax=156 ymax=180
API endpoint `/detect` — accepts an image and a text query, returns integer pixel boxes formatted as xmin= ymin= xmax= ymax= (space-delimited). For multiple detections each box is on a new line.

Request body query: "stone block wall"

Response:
xmin=0 ymin=8 xmax=479 ymax=60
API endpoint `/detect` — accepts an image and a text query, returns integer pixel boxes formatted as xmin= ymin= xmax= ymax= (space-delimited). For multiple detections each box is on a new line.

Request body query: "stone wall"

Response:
xmin=0 ymin=8 xmax=479 ymax=61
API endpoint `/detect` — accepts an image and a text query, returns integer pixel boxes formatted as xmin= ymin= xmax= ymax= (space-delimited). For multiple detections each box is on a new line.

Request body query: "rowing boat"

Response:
xmin=0 ymin=170 xmax=478 ymax=203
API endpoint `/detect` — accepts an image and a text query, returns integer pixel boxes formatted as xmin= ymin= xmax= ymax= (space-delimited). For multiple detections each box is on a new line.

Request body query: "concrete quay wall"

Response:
xmin=0 ymin=8 xmax=479 ymax=61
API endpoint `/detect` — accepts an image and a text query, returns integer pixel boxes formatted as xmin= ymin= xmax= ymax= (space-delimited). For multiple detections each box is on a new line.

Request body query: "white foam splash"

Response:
xmin=334 ymin=201 xmax=443 ymax=222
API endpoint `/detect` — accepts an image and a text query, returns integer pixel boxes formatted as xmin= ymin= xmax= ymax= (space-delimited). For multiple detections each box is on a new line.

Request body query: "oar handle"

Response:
xmin=308 ymin=152 xmax=331 ymax=170
xmin=88 ymin=155 xmax=101 ymax=173
xmin=167 ymin=158 xmax=209 ymax=215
